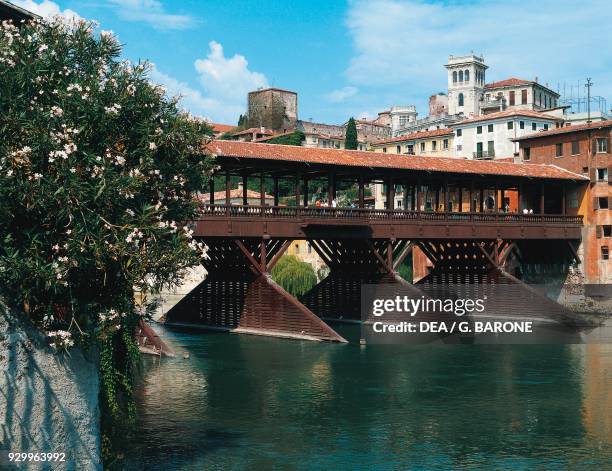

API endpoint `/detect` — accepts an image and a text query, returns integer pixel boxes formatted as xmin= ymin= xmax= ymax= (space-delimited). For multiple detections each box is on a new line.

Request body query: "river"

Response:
xmin=123 ymin=322 xmax=611 ymax=470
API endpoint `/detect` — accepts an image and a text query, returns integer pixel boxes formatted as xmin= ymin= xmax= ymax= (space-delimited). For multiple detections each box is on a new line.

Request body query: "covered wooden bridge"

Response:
xmin=164 ymin=141 xmax=588 ymax=342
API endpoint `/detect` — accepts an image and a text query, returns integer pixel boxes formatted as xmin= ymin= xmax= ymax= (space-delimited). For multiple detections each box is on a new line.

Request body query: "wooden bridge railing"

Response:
xmin=199 ymin=204 xmax=583 ymax=225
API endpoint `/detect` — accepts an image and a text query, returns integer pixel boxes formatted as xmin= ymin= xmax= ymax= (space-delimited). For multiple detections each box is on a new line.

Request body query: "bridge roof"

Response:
xmin=207 ymin=140 xmax=587 ymax=181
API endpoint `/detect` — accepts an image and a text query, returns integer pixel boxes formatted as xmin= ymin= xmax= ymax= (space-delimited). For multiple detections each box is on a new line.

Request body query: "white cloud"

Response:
xmin=13 ymin=0 xmax=81 ymax=21
xmin=150 ymin=41 xmax=268 ymax=123
xmin=345 ymin=0 xmax=612 ymax=111
xmin=327 ymin=86 xmax=358 ymax=103
xmin=107 ymin=0 xmax=195 ymax=30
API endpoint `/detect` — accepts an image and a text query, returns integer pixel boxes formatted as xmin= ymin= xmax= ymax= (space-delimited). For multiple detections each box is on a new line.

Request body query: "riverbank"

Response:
xmin=0 ymin=308 xmax=101 ymax=471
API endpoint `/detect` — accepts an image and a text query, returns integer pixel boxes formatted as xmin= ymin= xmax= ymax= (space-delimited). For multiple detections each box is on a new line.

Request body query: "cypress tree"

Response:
xmin=345 ymin=117 xmax=358 ymax=150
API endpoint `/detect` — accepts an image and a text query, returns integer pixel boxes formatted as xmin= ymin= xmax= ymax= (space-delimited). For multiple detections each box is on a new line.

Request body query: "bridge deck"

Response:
xmin=195 ymin=205 xmax=583 ymax=239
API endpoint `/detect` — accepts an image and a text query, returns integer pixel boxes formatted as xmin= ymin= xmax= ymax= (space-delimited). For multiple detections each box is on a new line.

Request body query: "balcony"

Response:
xmin=473 ymin=150 xmax=495 ymax=160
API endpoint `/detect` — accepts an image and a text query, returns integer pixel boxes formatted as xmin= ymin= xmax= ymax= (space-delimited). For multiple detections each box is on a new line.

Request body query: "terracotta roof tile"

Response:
xmin=210 ymin=123 xmax=235 ymax=133
xmin=455 ymin=109 xmax=562 ymax=125
xmin=206 ymin=140 xmax=587 ymax=181
xmin=232 ymin=127 xmax=274 ymax=136
xmin=485 ymin=78 xmax=534 ymax=89
xmin=513 ymin=119 xmax=612 ymax=141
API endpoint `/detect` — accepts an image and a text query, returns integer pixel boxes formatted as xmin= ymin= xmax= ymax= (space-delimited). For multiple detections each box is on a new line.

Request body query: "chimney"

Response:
xmin=535 ymin=76 xmax=539 ymax=83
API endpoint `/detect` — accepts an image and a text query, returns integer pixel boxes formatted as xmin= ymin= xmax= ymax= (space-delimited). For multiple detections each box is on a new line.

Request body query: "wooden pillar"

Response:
xmin=303 ymin=177 xmax=309 ymax=207
xmin=388 ymin=177 xmax=395 ymax=210
xmin=273 ymin=176 xmax=279 ymax=206
xmin=209 ymin=176 xmax=215 ymax=205
xmin=469 ymin=181 xmax=474 ymax=212
xmin=260 ymin=173 xmax=265 ymax=207
xmin=561 ymin=187 xmax=566 ymax=215
xmin=242 ymin=174 xmax=248 ymax=206
xmin=295 ymin=174 xmax=301 ymax=207
xmin=494 ymin=184 xmax=499 ymax=213
xmin=479 ymin=187 xmax=484 ymax=212
xmin=435 ymin=185 xmax=440 ymax=212
xmin=387 ymin=240 xmax=393 ymax=270
xmin=260 ymin=238 xmax=267 ymax=271
xmin=518 ymin=182 xmax=522 ymax=213
xmin=444 ymin=179 xmax=450 ymax=212
xmin=416 ymin=179 xmax=421 ymax=211
xmin=458 ymin=186 xmax=463 ymax=212
xmin=225 ymin=170 xmax=231 ymax=214
xmin=328 ymin=173 xmax=335 ymax=206
xmin=358 ymin=177 xmax=365 ymax=208
xmin=500 ymin=188 xmax=505 ymax=212
xmin=540 ymin=183 xmax=545 ymax=214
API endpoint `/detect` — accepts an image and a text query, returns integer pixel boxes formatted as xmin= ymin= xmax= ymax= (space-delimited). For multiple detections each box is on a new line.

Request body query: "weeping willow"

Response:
xmin=271 ymin=255 xmax=317 ymax=297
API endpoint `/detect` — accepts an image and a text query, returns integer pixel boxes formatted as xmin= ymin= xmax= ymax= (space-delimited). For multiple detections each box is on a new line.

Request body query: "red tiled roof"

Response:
xmin=206 ymin=140 xmax=587 ymax=181
xmin=512 ymin=119 xmax=612 ymax=141
xmin=199 ymin=187 xmax=273 ymax=202
xmin=232 ymin=127 xmax=274 ymax=136
xmin=373 ymin=128 xmax=454 ymax=146
xmin=210 ymin=123 xmax=235 ymax=133
xmin=455 ymin=109 xmax=562 ymax=125
xmin=253 ymin=130 xmax=298 ymax=142
xmin=485 ymin=78 xmax=533 ymax=89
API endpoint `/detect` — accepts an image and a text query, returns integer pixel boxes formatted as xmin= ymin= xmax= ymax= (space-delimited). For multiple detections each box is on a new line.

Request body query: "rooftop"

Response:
xmin=206 ymin=140 xmax=586 ymax=182
xmin=454 ymin=109 xmax=562 ymax=126
xmin=485 ymin=77 xmax=560 ymax=96
xmin=209 ymin=123 xmax=235 ymax=134
xmin=372 ymin=128 xmax=454 ymax=146
xmin=231 ymin=127 xmax=275 ymax=136
xmin=512 ymin=119 xmax=612 ymax=141
xmin=248 ymin=87 xmax=297 ymax=96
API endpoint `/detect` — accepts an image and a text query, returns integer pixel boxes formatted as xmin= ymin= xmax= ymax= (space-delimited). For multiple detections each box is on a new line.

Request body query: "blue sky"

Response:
xmin=16 ymin=0 xmax=612 ymax=125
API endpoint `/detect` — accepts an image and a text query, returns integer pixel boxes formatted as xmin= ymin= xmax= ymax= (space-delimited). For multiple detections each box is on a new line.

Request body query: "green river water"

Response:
xmin=123 ymin=322 xmax=611 ymax=470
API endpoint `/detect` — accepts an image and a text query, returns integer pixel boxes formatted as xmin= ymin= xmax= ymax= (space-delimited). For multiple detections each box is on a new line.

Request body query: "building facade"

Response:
xmin=247 ymin=88 xmax=298 ymax=132
xmin=446 ymin=54 xmax=488 ymax=117
xmin=482 ymin=78 xmax=560 ymax=114
xmin=514 ymin=120 xmax=612 ymax=284
xmin=371 ymin=128 xmax=454 ymax=157
xmin=452 ymin=110 xmax=562 ymax=159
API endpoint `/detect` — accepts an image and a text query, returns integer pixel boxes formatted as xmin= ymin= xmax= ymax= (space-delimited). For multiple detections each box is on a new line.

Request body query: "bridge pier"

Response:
xmin=164 ymin=238 xmax=347 ymax=342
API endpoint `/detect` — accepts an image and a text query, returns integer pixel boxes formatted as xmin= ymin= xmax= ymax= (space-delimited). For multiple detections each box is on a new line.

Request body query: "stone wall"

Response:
xmin=0 ymin=307 xmax=101 ymax=470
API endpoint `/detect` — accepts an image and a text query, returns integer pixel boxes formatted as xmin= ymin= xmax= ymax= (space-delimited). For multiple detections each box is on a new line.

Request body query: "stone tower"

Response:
xmin=445 ymin=54 xmax=487 ymax=117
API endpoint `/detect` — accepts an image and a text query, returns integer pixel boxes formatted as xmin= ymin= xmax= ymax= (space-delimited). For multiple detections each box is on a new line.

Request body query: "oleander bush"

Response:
xmin=0 ymin=16 xmax=214 ymax=465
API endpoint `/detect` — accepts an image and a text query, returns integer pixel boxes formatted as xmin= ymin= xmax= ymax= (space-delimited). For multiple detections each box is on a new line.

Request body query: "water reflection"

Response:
xmin=125 ymin=324 xmax=612 ymax=470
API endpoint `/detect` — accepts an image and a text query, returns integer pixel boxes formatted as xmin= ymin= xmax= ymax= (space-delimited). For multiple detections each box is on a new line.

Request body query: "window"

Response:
xmin=443 ymin=139 xmax=449 ymax=149
xmin=456 ymin=145 xmax=462 ymax=151
xmin=582 ymin=167 xmax=589 ymax=174
xmin=464 ymin=70 xmax=469 ymax=82
xmin=406 ymin=144 xmax=414 ymax=155
xmin=602 ymin=246 xmax=609 ymax=260
xmin=532 ymin=122 xmax=537 ymax=131
xmin=597 ymin=168 xmax=608 ymax=182
xmin=487 ymin=124 xmax=494 ymax=133
xmin=520 ymin=121 xmax=525 ymax=130
xmin=432 ymin=141 xmax=437 ymax=151
xmin=556 ymin=143 xmax=563 ymax=157
xmin=420 ymin=142 xmax=425 ymax=152
xmin=396 ymin=199 xmax=403 ymax=208
xmin=598 ymin=197 xmax=609 ymax=209
xmin=603 ymin=226 xmax=612 ymax=237
xmin=459 ymin=70 xmax=464 ymax=82
xmin=294 ymin=243 xmax=300 ymax=254
xmin=307 ymin=243 xmax=312 ymax=254
xmin=523 ymin=147 xmax=531 ymax=161
xmin=476 ymin=142 xmax=483 ymax=157
xmin=383 ymin=147 xmax=387 ymax=153
xmin=543 ymin=124 xmax=549 ymax=131
xmin=456 ymin=129 xmax=462 ymax=137
xmin=453 ymin=71 xmax=457 ymax=83
xmin=569 ymin=191 xmax=579 ymax=209
xmin=487 ymin=140 xmax=495 ymax=156
xmin=596 ymin=138 xmax=608 ymax=153
xmin=396 ymin=145 xmax=401 ymax=154
xmin=521 ymin=89 xmax=527 ymax=104
xmin=571 ymin=140 xmax=580 ymax=155
xmin=458 ymin=93 xmax=464 ymax=107
xmin=538 ymin=92 xmax=542 ymax=105
xmin=477 ymin=125 xmax=482 ymax=134
xmin=507 ymin=121 xmax=514 ymax=130
xmin=509 ymin=91 xmax=515 ymax=106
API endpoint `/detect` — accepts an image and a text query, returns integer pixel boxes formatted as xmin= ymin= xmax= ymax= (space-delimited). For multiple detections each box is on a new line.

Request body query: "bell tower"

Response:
xmin=445 ymin=54 xmax=487 ymax=117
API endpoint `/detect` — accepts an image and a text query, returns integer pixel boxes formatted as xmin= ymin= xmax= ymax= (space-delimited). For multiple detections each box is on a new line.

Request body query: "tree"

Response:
xmin=0 ymin=17 xmax=214 ymax=463
xmin=271 ymin=255 xmax=317 ymax=297
xmin=266 ymin=131 xmax=304 ymax=146
xmin=345 ymin=117 xmax=358 ymax=150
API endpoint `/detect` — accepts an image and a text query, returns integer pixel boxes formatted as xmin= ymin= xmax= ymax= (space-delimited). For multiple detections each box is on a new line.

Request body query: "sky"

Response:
xmin=14 ymin=0 xmax=612 ymax=126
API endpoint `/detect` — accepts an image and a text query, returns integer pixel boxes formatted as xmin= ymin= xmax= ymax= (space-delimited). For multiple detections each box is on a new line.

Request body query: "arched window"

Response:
xmin=452 ymin=71 xmax=457 ymax=83
xmin=458 ymin=70 xmax=464 ymax=82
xmin=458 ymin=93 xmax=464 ymax=107
xmin=464 ymin=70 xmax=469 ymax=83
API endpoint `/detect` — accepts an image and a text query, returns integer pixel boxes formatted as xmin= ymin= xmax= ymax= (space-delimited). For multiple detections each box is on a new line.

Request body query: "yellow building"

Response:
xmin=371 ymin=128 xmax=455 ymax=157
xmin=286 ymin=240 xmax=326 ymax=274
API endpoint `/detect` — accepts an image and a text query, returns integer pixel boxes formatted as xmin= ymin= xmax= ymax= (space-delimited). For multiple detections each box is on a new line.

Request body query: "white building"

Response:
xmin=482 ymin=78 xmax=560 ymax=114
xmin=451 ymin=109 xmax=562 ymax=159
xmin=446 ymin=54 xmax=488 ymax=117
